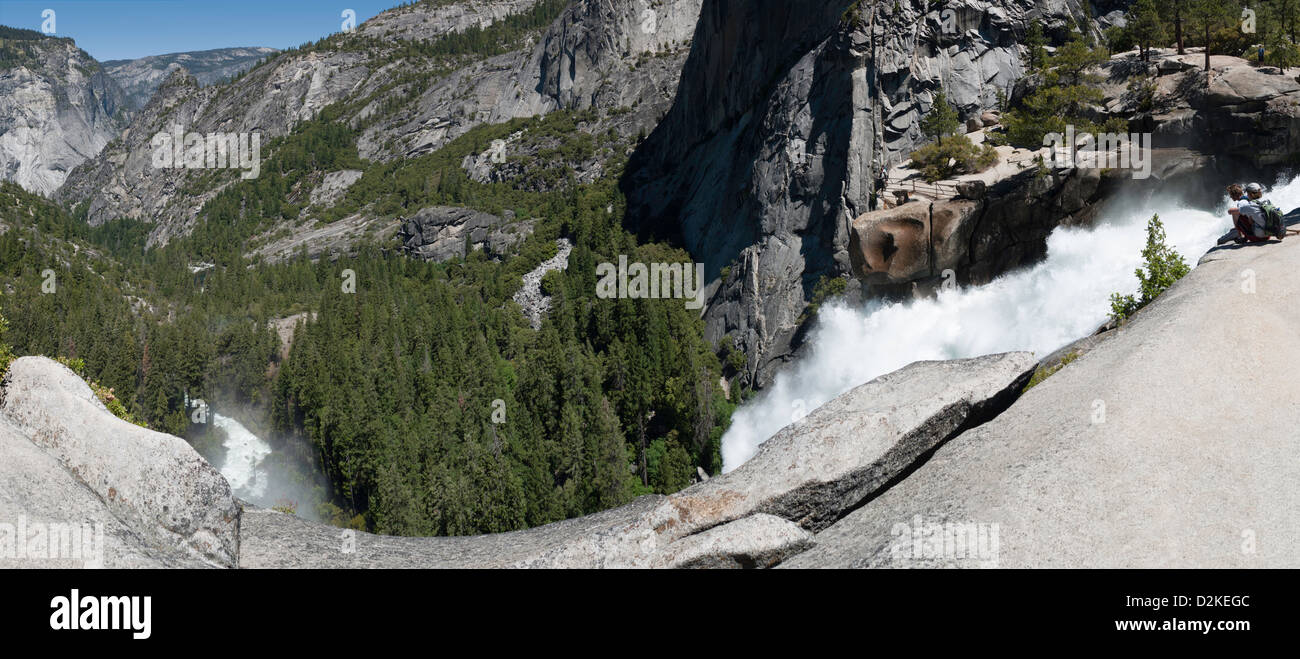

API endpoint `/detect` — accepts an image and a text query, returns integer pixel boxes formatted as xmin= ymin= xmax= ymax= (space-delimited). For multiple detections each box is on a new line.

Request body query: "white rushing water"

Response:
xmin=721 ymin=175 xmax=1300 ymax=472
xmin=213 ymin=413 xmax=271 ymax=500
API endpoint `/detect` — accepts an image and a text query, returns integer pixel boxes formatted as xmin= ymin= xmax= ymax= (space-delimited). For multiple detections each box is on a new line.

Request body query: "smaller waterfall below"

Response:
xmin=212 ymin=413 xmax=271 ymax=500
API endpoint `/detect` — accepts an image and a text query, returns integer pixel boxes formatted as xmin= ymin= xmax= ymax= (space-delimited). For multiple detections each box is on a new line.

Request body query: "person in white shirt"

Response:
xmin=1226 ymin=182 xmax=1269 ymax=243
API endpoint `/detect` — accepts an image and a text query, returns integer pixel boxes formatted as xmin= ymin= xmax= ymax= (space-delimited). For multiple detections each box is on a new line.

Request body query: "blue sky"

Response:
xmin=0 ymin=0 xmax=406 ymax=61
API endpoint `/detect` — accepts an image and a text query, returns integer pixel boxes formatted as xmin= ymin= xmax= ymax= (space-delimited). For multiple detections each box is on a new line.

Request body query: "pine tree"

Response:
xmin=1109 ymin=214 xmax=1190 ymax=321
xmin=1188 ymin=0 xmax=1240 ymax=72
xmin=920 ymin=90 xmax=961 ymax=144
xmin=1128 ymin=0 xmax=1168 ymax=61
xmin=1025 ymin=22 xmax=1048 ymax=70
xmin=1158 ymin=0 xmax=1189 ymax=53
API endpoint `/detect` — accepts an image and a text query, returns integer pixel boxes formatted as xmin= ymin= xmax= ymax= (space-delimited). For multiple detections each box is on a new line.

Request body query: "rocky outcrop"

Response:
xmin=248 ymin=212 xmax=400 ymax=264
xmin=1101 ymin=51 xmax=1300 ymax=168
xmin=623 ymin=0 xmax=1102 ymax=387
xmin=663 ymin=352 xmax=1037 ymax=535
xmin=0 ymin=30 xmax=130 ymax=196
xmin=849 ymin=167 xmax=1107 ymax=294
xmin=0 ymin=357 xmax=239 ymax=568
xmin=102 ymin=47 xmax=278 ymax=109
xmin=0 ymin=414 xmax=197 ymax=568
xmin=784 ymin=235 xmax=1300 ymax=568
xmin=307 ymin=169 xmax=363 ymax=207
xmin=398 ymin=205 xmax=534 ymax=262
xmin=651 ymin=513 xmax=812 ymax=568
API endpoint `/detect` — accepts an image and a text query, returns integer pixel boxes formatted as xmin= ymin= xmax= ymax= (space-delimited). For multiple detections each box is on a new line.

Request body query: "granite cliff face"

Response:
xmin=623 ymin=0 xmax=1103 ymax=386
xmin=0 ymin=30 xmax=130 ymax=197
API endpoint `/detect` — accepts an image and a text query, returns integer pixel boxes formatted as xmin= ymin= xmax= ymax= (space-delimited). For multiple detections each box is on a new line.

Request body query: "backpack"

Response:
xmin=1259 ymin=199 xmax=1286 ymax=239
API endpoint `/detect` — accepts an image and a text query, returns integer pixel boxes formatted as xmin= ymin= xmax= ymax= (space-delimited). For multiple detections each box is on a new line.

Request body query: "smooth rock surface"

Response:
xmin=1 ymin=357 xmax=240 ymax=567
xmin=239 ymin=493 xmax=676 ymax=568
xmin=653 ymin=513 xmax=813 ymax=569
xmin=661 ymin=352 xmax=1037 ymax=537
xmin=0 ymin=414 xmax=205 ymax=568
xmin=785 ymin=238 xmax=1300 ymax=568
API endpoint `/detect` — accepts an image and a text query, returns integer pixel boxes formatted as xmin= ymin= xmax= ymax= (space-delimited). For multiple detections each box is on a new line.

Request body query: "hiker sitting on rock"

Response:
xmin=1225 ymin=183 xmax=1272 ymax=243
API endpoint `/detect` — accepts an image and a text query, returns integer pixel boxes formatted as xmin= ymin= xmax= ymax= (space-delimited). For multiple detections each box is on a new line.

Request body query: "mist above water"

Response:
xmin=213 ymin=413 xmax=271 ymax=499
xmin=211 ymin=411 xmax=327 ymax=521
xmin=721 ymin=175 xmax=1300 ymax=472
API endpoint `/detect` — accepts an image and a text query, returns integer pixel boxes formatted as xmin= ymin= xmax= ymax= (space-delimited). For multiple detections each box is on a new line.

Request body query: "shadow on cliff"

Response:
xmin=616 ymin=0 xmax=860 ymax=378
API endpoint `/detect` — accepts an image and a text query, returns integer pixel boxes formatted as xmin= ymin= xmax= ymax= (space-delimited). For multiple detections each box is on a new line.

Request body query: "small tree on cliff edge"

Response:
xmin=1157 ymin=0 xmax=1189 ymax=54
xmin=1127 ymin=0 xmax=1168 ymax=61
xmin=921 ymin=90 xmax=960 ymax=145
xmin=1109 ymin=214 xmax=1191 ymax=322
xmin=1188 ymin=0 xmax=1239 ymax=73
xmin=0 ymin=295 xmax=14 ymax=377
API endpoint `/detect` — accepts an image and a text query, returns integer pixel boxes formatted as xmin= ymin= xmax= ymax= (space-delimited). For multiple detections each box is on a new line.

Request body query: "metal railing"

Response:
xmin=881 ymin=178 xmax=962 ymax=200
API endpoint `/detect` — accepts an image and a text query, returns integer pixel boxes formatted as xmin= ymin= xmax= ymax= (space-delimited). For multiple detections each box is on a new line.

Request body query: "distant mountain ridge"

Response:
xmin=102 ymin=47 xmax=278 ymax=110
xmin=57 ymin=0 xmax=702 ymax=247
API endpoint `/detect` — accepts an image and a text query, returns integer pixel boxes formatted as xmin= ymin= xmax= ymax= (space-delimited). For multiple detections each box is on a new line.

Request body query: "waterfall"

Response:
xmin=721 ymin=175 xmax=1300 ymax=472
xmin=212 ymin=413 xmax=271 ymax=500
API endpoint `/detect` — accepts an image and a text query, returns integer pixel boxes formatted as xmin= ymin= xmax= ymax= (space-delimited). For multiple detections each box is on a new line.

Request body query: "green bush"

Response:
xmin=999 ymin=34 xmax=1121 ymax=148
xmin=718 ymin=335 xmax=747 ymax=374
xmin=909 ymin=135 xmax=999 ymax=183
xmin=798 ymin=275 xmax=849 ymax=324
xmin=1023 ymin=351 xmax=1081 ymax=392
xmin=0 ymin=298 xmax=14 ymax=378
xmin=1109 ymin=214 xmax=1190 ymax=322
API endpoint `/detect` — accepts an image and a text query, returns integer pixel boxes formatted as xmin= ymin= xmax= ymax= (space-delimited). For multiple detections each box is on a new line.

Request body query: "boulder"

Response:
xmin=1156 ymin=57 xmax=1195 ymax=75
xmin=849 ymin=199 xmax=982 ymax=285
xmin=955 ymin=179 xmax=987 ymax=200
xmin=966 ymin=117 xmax=984 ymax=133
xmin=848 ymin=204 xmax=932 ymax=284
xmin=979 ymin=111 xmax=1000 ymax=126
xmin=398 ymin=206 xmax=533 ymax=262
xmin=1 ymin=357 xmax=240 ymax=567
xmin=930 ymin=199 xmax=981 ymax=272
